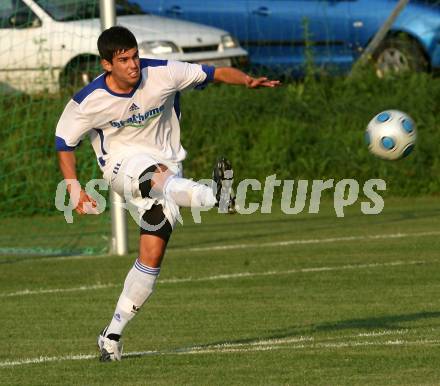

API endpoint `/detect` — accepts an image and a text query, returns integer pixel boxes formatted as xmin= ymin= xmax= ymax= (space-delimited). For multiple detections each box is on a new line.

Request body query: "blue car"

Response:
xmin=137 ymin=0 xmax=440 ymax=76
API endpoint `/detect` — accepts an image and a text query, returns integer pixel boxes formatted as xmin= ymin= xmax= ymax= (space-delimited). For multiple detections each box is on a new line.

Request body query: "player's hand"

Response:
xmin=75 ymin=189 xmax=98 ymax=215
xmin=245 ymin=76 xmax=281 ymax=88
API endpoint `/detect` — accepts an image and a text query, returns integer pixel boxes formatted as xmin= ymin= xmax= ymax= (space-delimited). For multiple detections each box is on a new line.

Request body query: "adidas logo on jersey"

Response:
xmin=129 ymin=103 xmax=139 ymax=112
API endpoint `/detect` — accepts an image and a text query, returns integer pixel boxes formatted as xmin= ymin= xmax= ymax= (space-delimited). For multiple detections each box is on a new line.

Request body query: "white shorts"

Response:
xmin=103 ymin=153 xmax=183 ymax=228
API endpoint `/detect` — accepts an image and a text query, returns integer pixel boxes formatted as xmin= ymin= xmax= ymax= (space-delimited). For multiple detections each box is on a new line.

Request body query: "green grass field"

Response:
xmin=1 ymin=197 xmax=440 ymax=385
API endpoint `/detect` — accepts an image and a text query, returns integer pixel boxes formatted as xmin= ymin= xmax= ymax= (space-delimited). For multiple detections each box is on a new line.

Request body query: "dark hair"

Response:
xmin=97 ymin=26 xmax=137 ymax=62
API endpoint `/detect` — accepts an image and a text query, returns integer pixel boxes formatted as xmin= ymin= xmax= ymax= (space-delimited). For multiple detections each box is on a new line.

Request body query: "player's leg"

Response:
xmin=98 ymin=204 xmax=171 ymax=362
xmin=139 ymin=164 xmax=216 ymax=208
xmin=108 ymin=154 xmax=234 ymax=211
xmin=140 ymin=161 xmax=234 ymax=210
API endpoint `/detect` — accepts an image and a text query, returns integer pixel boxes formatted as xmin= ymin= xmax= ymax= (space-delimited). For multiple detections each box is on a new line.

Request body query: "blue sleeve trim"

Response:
xmin=55 ymin=136 xmax=78 ymax=151
xmin=195 ymin=65 xmax=215 ymax=90
xmin=73 ymin=74 xmax=106 ymax=104
xmin=202 ymin=64 xmax=215 ymax=82
xmin=140 ymin=58 xmax=168 ymax=69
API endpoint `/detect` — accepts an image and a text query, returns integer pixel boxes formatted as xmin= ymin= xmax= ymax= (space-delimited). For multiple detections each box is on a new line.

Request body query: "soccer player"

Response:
xmin=55 ymin=26 xmax=279 ymax=361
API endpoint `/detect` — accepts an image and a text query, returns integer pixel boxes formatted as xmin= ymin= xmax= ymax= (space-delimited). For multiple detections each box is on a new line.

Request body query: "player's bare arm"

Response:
xmin=57 ymin=151 xmax=97 ymax=215
xmin=213 ymin=67 xmax=281 ymax=88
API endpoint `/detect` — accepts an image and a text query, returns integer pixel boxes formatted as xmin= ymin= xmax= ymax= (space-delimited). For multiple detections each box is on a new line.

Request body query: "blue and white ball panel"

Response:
xmin=401 ymin=118 xmax=414 ymax=134
xmin=366 ymin=110 xmax=417 ymax=160
xmin=380 ymin=136 xmax=395 ymax=150
xmin=376 ymin=112 xmax=391 ymax=123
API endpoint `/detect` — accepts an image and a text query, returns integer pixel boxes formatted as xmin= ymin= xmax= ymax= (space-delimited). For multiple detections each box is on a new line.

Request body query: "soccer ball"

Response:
xmin=365 ymin=110 xmax=416 ymax=160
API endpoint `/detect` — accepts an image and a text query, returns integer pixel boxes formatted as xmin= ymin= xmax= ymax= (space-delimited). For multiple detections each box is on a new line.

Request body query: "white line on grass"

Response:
xmin=188 ymin=335 xmax=314 ymax=351
xmin=0 ymin=354 xmax=96 ymax=367
xmin=1 ymin=336 xmax=439 ymax=368
xmin=185 ymin=231 xmax=440 ymax=253
xmin=161 ymin=260 xmax=425 ymax=284
xmin=357 ymin=329 xmax=408 ymax=337
xmin=0 ymin=283 xmax=118 ymax=298
xmin=164 ymin=339 xmax=440 ymax=355
xmin=0 ymin=260 xmax=426 ymax=298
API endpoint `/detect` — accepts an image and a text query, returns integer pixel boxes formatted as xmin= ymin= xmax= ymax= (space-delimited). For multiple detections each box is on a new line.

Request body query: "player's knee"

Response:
xmin=140 ymin=205 xmax=172 ymax=237
xmin=139 ymin=164 xmax=171 ymax=199
xmin=140 ymin=204 xmax=173 ymax=248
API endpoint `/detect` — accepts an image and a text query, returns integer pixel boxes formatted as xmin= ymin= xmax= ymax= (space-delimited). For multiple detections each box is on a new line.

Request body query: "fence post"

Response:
xmin=100 ymin=0 xmax=129 ymax=255
xmin=351 ymin=0 xmax=410 ymax=73
xmin=110 ymin=189 xmax=128 ymax=255
xmin=99 ymin=0 xmax=116 ymax=30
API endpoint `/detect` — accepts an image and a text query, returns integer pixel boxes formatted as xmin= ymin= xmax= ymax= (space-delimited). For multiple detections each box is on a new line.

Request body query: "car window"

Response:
xmin=34 ymin=0 xmax=100 ymax=21
xmin=116 ymin=0 xmax=147 ymax=16
xmin=0 ymin=0 xmax=40 ymax=29
xmin=34 ymin=0 xmax=146 ymax=22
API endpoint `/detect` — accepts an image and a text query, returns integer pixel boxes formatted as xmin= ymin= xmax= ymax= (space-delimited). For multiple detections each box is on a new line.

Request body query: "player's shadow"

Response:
xmin=193 ymin=311 xmax=440 ymax=349
xmin=314 ymin=310 xmax=440 ymax=332
xmin=269 ymin=310 xmax=440 ymax=338
xmin=124 ymin=311 xmax=440 ymax=360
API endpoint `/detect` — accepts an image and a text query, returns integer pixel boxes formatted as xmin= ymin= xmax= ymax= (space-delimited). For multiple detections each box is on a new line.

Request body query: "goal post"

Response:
xmin=0 ymin=0 xmax=129 ymax=258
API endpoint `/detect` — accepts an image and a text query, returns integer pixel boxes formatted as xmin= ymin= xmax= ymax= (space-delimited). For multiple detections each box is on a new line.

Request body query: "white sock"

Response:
xmin=106 ymin=259 xmax=160 ymax=337
xmin=163 ymin=176 xmax=216 ymax=208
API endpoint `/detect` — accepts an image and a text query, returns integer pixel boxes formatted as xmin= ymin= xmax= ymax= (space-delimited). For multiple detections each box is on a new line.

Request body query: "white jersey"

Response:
xmin=55 ymin=59 xmax=214 ymax=174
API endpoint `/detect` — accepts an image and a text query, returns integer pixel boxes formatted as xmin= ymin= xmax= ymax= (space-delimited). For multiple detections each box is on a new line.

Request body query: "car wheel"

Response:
xmin=373 ymin=36 xmax=428 ymax=77
xmin=60 ymin=57 xmax=102 ymax=91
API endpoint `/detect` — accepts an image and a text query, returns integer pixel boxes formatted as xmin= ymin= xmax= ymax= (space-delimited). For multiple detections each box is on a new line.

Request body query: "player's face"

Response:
xmin=102 ymin=47 xmax=140 ymax=91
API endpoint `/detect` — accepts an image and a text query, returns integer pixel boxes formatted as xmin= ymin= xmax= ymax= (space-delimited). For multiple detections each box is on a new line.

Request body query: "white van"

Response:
xmin=0 ymin=0 xmax=247 ymax=93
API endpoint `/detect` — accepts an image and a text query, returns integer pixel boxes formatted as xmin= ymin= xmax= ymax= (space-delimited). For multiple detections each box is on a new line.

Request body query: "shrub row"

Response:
xmin=1 ymin=70 xmax=439 ymax=215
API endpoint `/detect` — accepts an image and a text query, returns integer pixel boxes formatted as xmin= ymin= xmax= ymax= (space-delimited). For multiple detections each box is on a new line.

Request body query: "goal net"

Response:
xmin=0 ymin=0 xmax=109 ymax=257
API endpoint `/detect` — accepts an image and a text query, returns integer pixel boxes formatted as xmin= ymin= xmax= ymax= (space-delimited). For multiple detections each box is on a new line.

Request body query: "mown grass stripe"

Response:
xmin=0 ymin=260 xmax=427 ymax=298
xmin=7 ymin=230 xmax=440 ymax=264
xmin=186 ymin=231 xmax=440 ymax=252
